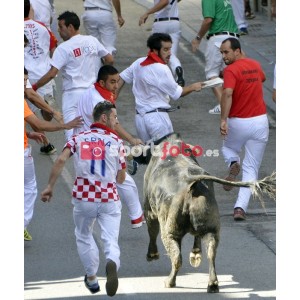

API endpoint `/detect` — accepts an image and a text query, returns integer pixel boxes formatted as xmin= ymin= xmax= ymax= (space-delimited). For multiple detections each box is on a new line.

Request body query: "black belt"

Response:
xmin=136 ymin=106 xmax=180 ymax=114
xmin=154 ymin=17 xmax=179 ymax=22
xmin=85 ymin=7 xmax=112 ymax=12
xmin=206 ymin=31 xmax=240 ymax=40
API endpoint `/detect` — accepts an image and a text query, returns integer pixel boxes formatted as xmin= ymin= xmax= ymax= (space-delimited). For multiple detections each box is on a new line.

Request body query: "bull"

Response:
xmin=143 ymin=133 xmax=275 ymax=292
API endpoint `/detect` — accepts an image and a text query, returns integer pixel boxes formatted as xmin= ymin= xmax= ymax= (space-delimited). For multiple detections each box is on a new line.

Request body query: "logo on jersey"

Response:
xmin=81 ymin=141 xmax=105 ymax=160
xmin=73 ymin=48 xmax=82 ymax=57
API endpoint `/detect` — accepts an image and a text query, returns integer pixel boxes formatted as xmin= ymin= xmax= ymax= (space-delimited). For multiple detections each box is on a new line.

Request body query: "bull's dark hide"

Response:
xmin=143 ymin=133 xmax=220 ymax=293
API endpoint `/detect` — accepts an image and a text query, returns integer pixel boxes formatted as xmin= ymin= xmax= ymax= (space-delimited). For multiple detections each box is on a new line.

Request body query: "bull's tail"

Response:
xmin=186 ymin=171 xmax=276 ymax=202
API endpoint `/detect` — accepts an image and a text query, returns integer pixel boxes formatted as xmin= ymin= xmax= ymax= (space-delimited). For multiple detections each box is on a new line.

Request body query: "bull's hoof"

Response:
xmin=146 ymin=252 xmax=159 ymax=261
xmin=164 ymin=279 xmax=176 ymax=288
xmin=189 ymin=252 xmax=201 ymax=267
xmin=207 ymin=283 xmax=219 ymax=293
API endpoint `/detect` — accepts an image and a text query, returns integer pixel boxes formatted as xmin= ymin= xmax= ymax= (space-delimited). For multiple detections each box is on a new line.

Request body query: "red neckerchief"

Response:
xmin=90 ymin=122 xmax=119 ymax=138
xmin=140 ymin=51 xmax=166 ymax=66
xmin=94 ymin=82 xmax=117 ymax=104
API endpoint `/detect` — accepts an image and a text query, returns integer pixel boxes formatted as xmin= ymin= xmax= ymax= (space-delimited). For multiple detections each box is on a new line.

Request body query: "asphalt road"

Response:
xmin=24 ymin=1 xmax=276 ymax=299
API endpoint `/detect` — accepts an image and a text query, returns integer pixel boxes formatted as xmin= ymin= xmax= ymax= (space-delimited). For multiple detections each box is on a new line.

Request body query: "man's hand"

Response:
xmin=41 ymin=186 xmax=53 ymax=202
xmin=27 ymin=131 xmax=46 ymax=144
xmin=220 ymin=119 xmax=228 ymax=136
xmin=191 ymin=38 xmax=200 ymax=53
xmin=63 ymin=116 xmax=83 ymax=130
xmin=139 ymin=13 xmax=148 ymax=26
xmin=117 ymin=16 xmax=125 ymax=27
xmin=128 ymin=137 xmax=144 ymax=146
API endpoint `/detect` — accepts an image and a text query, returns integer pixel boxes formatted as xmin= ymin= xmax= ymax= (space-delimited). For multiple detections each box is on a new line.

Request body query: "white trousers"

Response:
xmin=63 ymin=88 xmax=88 ymax=141
xmin=82 ymin=10 xmax=117 ymax=55
xmin=116 ymin=173 xmax=143 ymax=224
xmin=72 ymin=198 xmax=122 ymax=276
xmin=24 ymin=146 xmax=37 ymax=229
xmin=231 ymin=0 xmax=248 ymax=29
xmin=152 ymin=20 xmax=182 ymax=77
xmin=222 ymin=114 xmax=269 ymax=212
xmin=135 ymin=112 xmax=173 ymax=143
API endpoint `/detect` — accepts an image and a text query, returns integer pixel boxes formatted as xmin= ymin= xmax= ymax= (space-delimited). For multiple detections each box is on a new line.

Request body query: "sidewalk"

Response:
xmin=134 ymin=0 xmax=276 ymax=119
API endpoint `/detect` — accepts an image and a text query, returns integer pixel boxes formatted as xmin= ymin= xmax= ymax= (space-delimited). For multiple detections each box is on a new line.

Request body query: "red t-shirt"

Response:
xmin=223 ymin=58 xmax=266 ymax=118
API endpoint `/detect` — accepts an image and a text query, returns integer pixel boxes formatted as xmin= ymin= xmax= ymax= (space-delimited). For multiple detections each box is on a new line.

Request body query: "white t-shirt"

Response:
xmin=74 ymin=85 xmax=105 ymax=135
xmin=24 ymin=19 xmax=54 ymax=80
xmin=84 ymin=0 xmax=112 ymax=11
xmin=154 ymin=0 xmax=179 ymax=19
xmin=50 ymin=34 xmax=109 ymax=91
xmin=120 ymin=57 xmax=182 ymax=115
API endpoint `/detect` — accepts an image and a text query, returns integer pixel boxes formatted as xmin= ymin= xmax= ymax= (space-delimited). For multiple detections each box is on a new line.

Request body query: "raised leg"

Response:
xmin=189 ymin=235 xmax=202 ymax=267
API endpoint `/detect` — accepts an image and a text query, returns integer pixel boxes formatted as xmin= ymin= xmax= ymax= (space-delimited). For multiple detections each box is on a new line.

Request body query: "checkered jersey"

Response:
xmin=72 ymin=178 xmax=119 ymax=202
xmin=66 ymin=128 xmax=126 ymax=202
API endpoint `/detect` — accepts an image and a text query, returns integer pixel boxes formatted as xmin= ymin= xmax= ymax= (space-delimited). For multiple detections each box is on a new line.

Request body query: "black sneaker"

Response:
xmin=84 ymin=275 xmax=100 ymax=294
xmin=127 ymin=158 xmax=138 ymax=175
xmin=175 ymin=66 xmax=185 ymax=87
xmin=106 ymin=260 xmax=118 ymax=297
xmin=40 ymin=143 xmax=57 ymax=155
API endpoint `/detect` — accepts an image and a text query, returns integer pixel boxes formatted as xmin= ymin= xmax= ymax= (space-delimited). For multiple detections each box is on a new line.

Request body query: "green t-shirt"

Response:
xmin=202 ymin=0 xmax=238 ymax=34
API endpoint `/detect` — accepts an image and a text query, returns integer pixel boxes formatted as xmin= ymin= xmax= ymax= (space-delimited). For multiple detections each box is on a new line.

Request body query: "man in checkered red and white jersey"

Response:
xmin=41 ymin=101 xmax=125 ymax=296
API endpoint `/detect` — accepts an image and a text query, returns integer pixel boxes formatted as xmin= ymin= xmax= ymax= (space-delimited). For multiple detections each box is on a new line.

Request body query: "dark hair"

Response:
xmin=57 ymin=11 xmax=80 ymax=30
xmin=24 ymin=34 xmax=29 ymax=47
xmin=24 ymin=0 xmax=30 ymax=18
xmin=93 ymin=101 xmax=116 ymax=122
xmin=97 ymin=65 xmax=119 ymax=82
xmin=222 ymin=37 xmax=242 ymax=52
xmin=147 ymin=32 xmax=172 ymax=51
xmin=24 ymin=67 xmax=28 ymax=75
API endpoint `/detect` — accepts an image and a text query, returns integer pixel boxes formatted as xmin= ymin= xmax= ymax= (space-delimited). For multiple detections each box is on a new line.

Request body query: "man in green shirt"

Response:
xmin=191 ymin=0 xmax=239 ymax=115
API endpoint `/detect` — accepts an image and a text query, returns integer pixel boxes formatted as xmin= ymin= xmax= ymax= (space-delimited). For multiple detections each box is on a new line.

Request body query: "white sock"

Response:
xmin=87 ymin=278 xmax=98 ymax=285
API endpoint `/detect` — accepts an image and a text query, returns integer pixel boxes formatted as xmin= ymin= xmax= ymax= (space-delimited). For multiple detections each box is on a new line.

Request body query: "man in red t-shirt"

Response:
xmin=219 ymin=37 xmax=269 ymax=221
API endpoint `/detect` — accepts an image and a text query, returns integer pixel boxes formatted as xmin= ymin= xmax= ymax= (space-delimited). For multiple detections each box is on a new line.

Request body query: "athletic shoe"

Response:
xmin=24 ymin=229 xmax=32 ymax=241
xmin=245 ymin=12 xmax=256 ymax=19
xmin=208 ymin=104 xmax=221 ymax=114
xmin=40 ymin=143 xmax=57 ymax=155
xmin=106 ymin=260 xmax=118 ymax=297
xmin=127 ymin=158 xmax=138 ymax=175
xmin=84 ymin=275 xmax=100 ymax=294
xmin=233 ymin=207 xmax=246 ymax=221
xmin=223 ymin=162 xmax=240 ymax=191
xmin=239 ymin=27 xmax=249 ymax=35
xmin=175 ymin=66 xmax=185 ymax=87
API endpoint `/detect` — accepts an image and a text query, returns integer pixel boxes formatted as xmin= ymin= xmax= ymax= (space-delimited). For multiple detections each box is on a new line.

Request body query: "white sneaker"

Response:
xmin=208 ymin=104 xmax=221 ymax=114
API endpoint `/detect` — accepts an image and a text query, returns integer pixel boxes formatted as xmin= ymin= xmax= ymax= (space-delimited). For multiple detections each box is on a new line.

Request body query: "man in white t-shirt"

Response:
xmin=139 ymin=0 xmax=185 ymax=86
xmin=32 ymin=11 xmax=114 ymax=141
xmin=25 ymin=0 xmax=58 ymax=154
xmin=119 ymin=32 xmax=203 ymax=143
xmin=74 ymin=65 xmax=145 ymax=229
